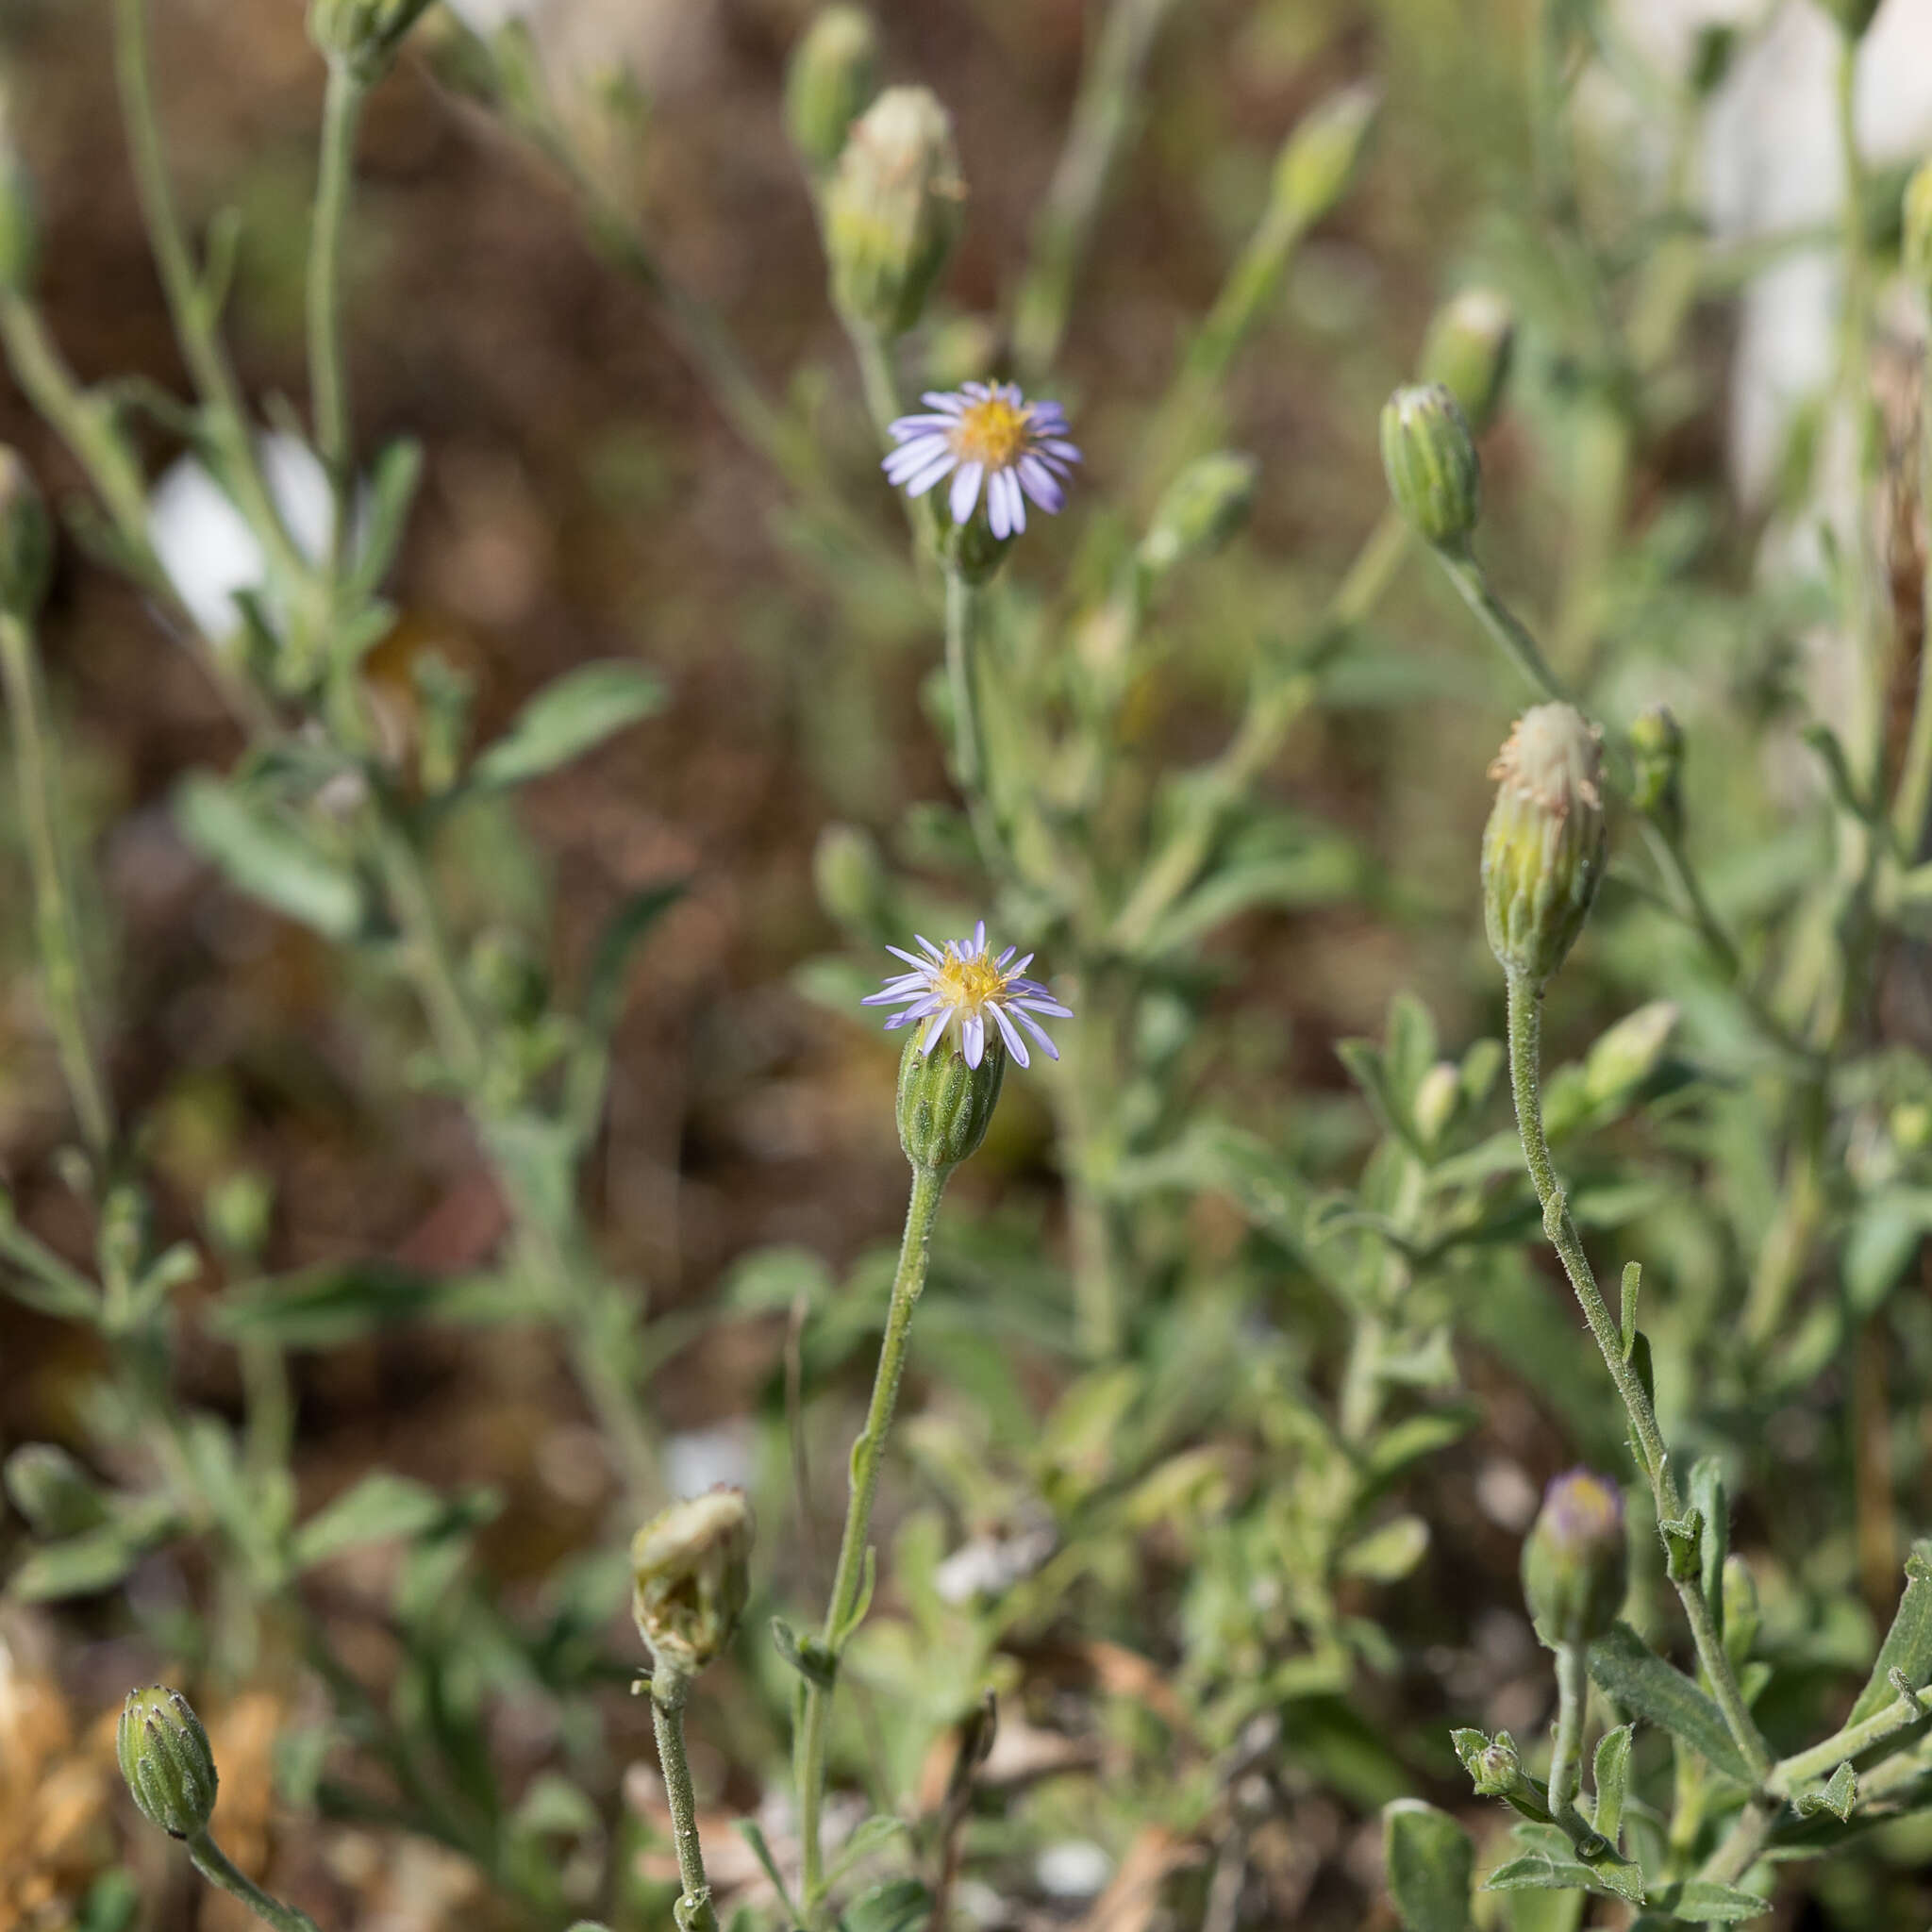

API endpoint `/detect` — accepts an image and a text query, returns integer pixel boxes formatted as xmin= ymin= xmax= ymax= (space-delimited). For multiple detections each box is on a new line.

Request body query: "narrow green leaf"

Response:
xmin=471 ymin=662 xmax=666 ymax=789
xmin=1485 ymin=1851 xmax=1640 ymax=1904
xmin=292 ymin=1473 xmax=447 ymax=1570
xmin=826 ymin=1814 xmax=911 ymax=1889
xmin=841 ymin=1879 xmax=931 ymax=1932
xmin=1690 ymin=1459 xmax=1728 ymax=1648
xmin=175 ymin=772 xmax=365 ymax=939
xmin=1383 ymin=1799 xmax=1473 ymax=1932
xmin=1586 ymin=1622 xmax=1751 ymax=1783
xmin=1591 ymin=1724 xmax=1633 ymax=1845
xmin=1341 ymin=1514 xmax=1430 ymax=1582
xmin=1848 ymin=1540 xmax=1932 ymax=1724
xmin=8 ymin=1516 xmax=172 ymax=1602
xmin=732 ymin=1819 xmax=797 ymax=1919
xmin=1649 ymin=1878 xmax=1770 ymax=1922
xmin=1619 ymin=1262 xmax=1641 ymax=1359
xmin=581 ymin=878 xmax=687 ymax=1038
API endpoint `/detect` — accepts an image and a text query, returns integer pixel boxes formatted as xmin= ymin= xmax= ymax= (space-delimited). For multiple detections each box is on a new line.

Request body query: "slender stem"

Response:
xmin=185 ymin=1831 xmax=322 ymax=1932
xmin=795 ymin=1160 xmax=948 ymax=1921
xmin=0 ymin=612 xmax=115 ymax=1155
xmin=1698 ymin=1794 xmax=1780 ymax=1889
xmin=308 ymin=58 xmax=365 ymax=575
xmin=112 ymin=0 xmax=310 ymax=595
xmin=944 ymin=569 xmax=982 ymax=796
xmin=841 ymin=312 xmax=903 ymax=448
xmin=1011 ymin=0 xmax=1182 ymax=381
xmin=1505 ymin=970 xmax=1773 ymax=1781
xmin=1769 ymin=1690 xmax=1932 ymax=1797
xmin=1435 ymin=544 xmax=1574 ymax=704
xmin=1547 ymin=1641 xmax=1589 ymax=1818
xmin=651 ymin=1659 xmax=720 ymax=1932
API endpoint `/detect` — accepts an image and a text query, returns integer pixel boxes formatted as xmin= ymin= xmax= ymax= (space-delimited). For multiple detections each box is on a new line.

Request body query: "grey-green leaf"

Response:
xmin=1591 ymin=1724 xmax=1633 ymax=1845
xmin=175 ymin=772 xmax=365 ymax=939
xmin=292 ymin=1472 xmax=448 ymax=1570
xmin=1794 ymin=1761 xmax=1857 ymax=1823
xmin=1649 ymin=1879 xmax=1771 ymax=1922
xmin=471 ymin=661 xmax=667 ymax=789
xmin=1586 ymin=1622 xmax=1751 ymax=1783
xmin=1847 ymin=1540 xmax=1932 ymax=1725
xmin=1383 ymin=1798 xmax=1473 ymax=1932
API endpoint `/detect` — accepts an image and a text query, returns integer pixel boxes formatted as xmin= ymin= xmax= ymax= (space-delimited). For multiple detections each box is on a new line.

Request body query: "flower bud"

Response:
xmin=941 ymin=510 xmax=1013 ymax=586
xmin=1905 ymin=159 xmax=1932 ymax=298
xmin=825 ymin=86 xmax=965 ymax=338
xmin=896 ymin=1032 xmax=1004 ymax=1174
xmin=1455 ymin=1726 xmax=1524 ymax=1798
xmin=631 ymin=1488 xmax=754 ymax=1674
xmin=4 ymin=1442 xmax=108 ymax=1536
xmin=1482 ymin=704 xmax=1607 ymax=988
xmin=785 ymin=8 xmax=880 ymax=175
xmin=1273 ymin=83 xmax=1379 ymax=230
xmin=1627 ymin=703 xmax=1683 ymax=834
xmin=309 ymin=0 xmax=437 ymax=77
xmin=0 ymin=448 xmax=51 ymax=620
xmin=0 ymin=142 xmax=40 ymax=293
xmin=1139 ymin=452 xmax=1258 ymax=579
xmin=1522 ymin=1470 xmax=1627 ymax=1648
xmin=118 ymin=1687 xmax=218 ymax=1839
xmin=1379 ymin=383 xmax=1480 ymax=548
xmin=1418 ymin=287 xmax=1516 ymax=435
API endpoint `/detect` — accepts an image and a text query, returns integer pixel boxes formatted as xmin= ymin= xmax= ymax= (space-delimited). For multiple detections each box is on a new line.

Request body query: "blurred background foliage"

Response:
xmin=5 ymin=0 xmax=1932 ymax=1926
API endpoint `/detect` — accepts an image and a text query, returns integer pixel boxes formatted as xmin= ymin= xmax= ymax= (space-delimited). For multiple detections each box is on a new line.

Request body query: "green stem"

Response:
xmin=1505 ymin=970 xmax=1773 ymax=1782
xmin=0 ymin=612 xmax=115 ymax=1156
xmin=185 ymin=1830 xmax=322 ymax=1932
xmin=1547 ymin=1640 xmax=1588 ymax=1818
xmin=842 ymin=312 xmax=903 ymax=448
xmin=1890 ymin=308 xmax=1932 ymax=854
xmin=308 ymin=58 xmax=365 ymax=576
xmin=1434 ymin=544 xmax=1574 ymax=704
xmin=944 ymin=568 xmax=982 ymax=795
xmin=1698 ymin=1794 xmax=1780 ymax=1888
xmin=1011 ymin=0 xmax=1181 ymax=381
xmin=795 ymin=1159 xmax=948 ymax=1921
xmin=1769 ymin=1690 xmax=1932 ymax=1797
xmin=652 ymin=1659 xmax=720 ymax=1932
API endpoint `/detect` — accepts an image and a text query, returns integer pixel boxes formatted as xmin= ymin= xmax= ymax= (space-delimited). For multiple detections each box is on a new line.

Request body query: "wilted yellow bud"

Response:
xmin=1482 ymin=704 xmax=1607 ymax=988
xmin=825 ymin=87 xmax=964 ymax=338
xmin=631 ymin=1488 xmax=755 ymax=1674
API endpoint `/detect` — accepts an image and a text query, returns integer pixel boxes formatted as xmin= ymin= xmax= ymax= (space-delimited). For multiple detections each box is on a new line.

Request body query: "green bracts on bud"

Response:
xmin=0 ymin=447 xmax=52 ymax=620
xmin=1273 ymin=83 xmax=1379 ymax=231
xmin=308 ymin=0 xmax=436 ymax=79
xmin=1379 ymin=384 xmax=1480 ymax=548
xmin=1628 ymin=703 xmax=1684 ymax=834
xmin=1522 ymin=1470 xmax=1627 ymax=1648
xmin=826 ymin=86 xmax=964 ymax=338
xmin=786 ymin=8 xmax=880 ymax=175
xmin=1140 ymin=452 xmax=1258 ymax=579
xmin=896 ymin=1034 xmax=1003 ymax=1174
xmin=118 ymin=1687 xmax=218 ymax=1840
xmin=1482 ymin=704 xmax=1607 ymax=988
xmin=632 ymin=1488 xmax=755 ymax=1674
xmin=1905 ymin=159 xmax=1932 ymax=297
xmin=1418 ymin=287 xmax=1516 ymax=434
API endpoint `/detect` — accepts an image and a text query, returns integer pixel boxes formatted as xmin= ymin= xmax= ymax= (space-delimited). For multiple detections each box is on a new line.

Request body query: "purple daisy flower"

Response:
xmin=861 ymin=920 xmax=1072 ymax=1069
xmin=881 ymin=381 xmax=1082 ymax=539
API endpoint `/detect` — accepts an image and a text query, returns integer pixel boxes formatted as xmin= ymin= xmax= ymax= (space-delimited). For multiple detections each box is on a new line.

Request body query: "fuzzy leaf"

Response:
xmin=841 ymin=1879 xmax=931 ymax=1932
xmin=175 ymin=772 xmax=365 ymax=940
xmin=292 ymin=1473 xmax=448 ymax=1570
xmin=1383 ymin=1799 xmax=1473 ymax=1932
xmin=1793 ymin=1761 xmax=1857 ymax=1823
xmin=1847 ymin=1540 xmax=1932 ymax=1725
xmin=1586 ymin=1623 xmax=1751 ymax=1783
xmin=1591 ymin=1725 xmax=1634 ymax=1845
xmin=1649 ymin=1879 xmax=1771 ymax=1922
xmin=471 ymin=662 xmax=666 ymax=789
xmin=1485 ymin=1850 xmax=1642 ymax=1904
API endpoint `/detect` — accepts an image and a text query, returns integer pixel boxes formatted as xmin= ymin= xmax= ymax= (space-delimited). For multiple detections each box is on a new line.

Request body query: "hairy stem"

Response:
xmin=308 ymin=58 xmax=365 ymax=576
xmin=185 ymin=1831 xmax=322 ymax=1932
xmin=1547 ymin=1641 xmax=1588 ymax=1818
xmin=651 ymin=1659 xmax=720 ymax=1932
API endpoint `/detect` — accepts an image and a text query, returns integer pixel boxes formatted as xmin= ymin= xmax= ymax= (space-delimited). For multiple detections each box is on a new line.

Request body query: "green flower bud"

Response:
xmin=0 ymin=143 xmax=40 ymax=293
xmin=1818 ymin=0 xmax=1881 ymax=39
xmin=1139 ymin=452 xmax=1259 ymax=579
xmin=814 ymin=822 xmax=891 ymax=937
xmin=1722 ymin=1553 xmax=1759 ymax=1673
xmin=1411 ymin=1060 xmax=1461 ymax=1148
xmin=1522 ymin=1470 xmax=1627 ymax=1648
xmin=786 ymin=8 xmax=880 ymax=175
xmin=1379 ymin=383 xmax=1480 ymax=548
xmin=631 ymin=1488 xmax=754 ymax=1674
xmin=1456 ymin=1726 xmax=1524 ymax=1798
xmin=896 ymin=1032 xmax=1004 ymax=1174
xmin=118 ymin=1687 xmax=218 ymax=1839
xmin=4 ymin=1441 xmax=108 ymax=1537
xmin=308 ymin=0 xmax=437 ymax=78
xmin=1273 ymin=83 xmax=1379 ymax=231
xmin=1482 ymin=703 xmax=1607 ymax=988
xmin=0 ymin=447 xmax=52 ymax=621
xmin=1418 ymin=287 xmax=1516 ymax=435
xmin=941 ymin=508 xmax=1014 ymax=585
xmin=1583 ymin=1000 xmax=1678 ymax=1111
xmin=825 ymin=86 xmax=965 ymax=338
xmin=1905 ymin=159 xmax=1932 ymax=297
xmin=1627 ymin=702 xmax=1684 ymax=834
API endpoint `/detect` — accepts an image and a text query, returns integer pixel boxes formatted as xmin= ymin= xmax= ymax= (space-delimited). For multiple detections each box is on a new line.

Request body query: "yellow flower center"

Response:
xmin=934 ymin=949 xmax=1006 ymax=1013
xmin=950 ymin=397 xmax=1029 ymax=470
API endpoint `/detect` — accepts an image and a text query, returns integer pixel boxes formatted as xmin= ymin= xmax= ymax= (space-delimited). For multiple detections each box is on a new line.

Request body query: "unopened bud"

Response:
xmin=118 ymin=1687 xmax=218 ymax=1840
xmin=1583 ymin=1001 xmax=1677 ymax=1110
xmin=1522 ymin=1470 xmax=1627 ymax=1648
xmin=1140 ymin=452 xmax=1258 ymax=579
xmin=632 ymin=1488 xmax=754 ymax=1674
xmin=1411 ymin=1061 xmax=1461 ymax=1147
xmin=0 ymin=448 xmax=51 ymax=620
xmin=1628 ymin=703 xmax=1684 ymax=834
xmin=1456 ymin=1726 xmax=1524 ymax=1798
xmin=4 ymin=1442 xmax=108 ymax=1536
xmin=1722 ymin=1554 xmax=1759 ymax=1673
xmin=1418 ymin=287 xmax=1516 ymax=434
xmin=941 ymin=508 xmax=1013 ymax=586
xmin=826 ymin=86 xmax=964 ymax=338
xmin=1905 ymin=160 xmax=1932 ymax=297
xmin=1274 ymin=83 xmax=1379 ymax=230
xmin=1482 ymin=704 xmax=1607 ymax=987
xmin=1380 ymin=384 xmax=1480 ymax=548
xmin=786 ymin=8 xmax=880 ymax=175
xmin=308 ymin=0 xmax=437 ymax=78
xmin=896 ymin=1032 xmax=1003 ymax=1174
